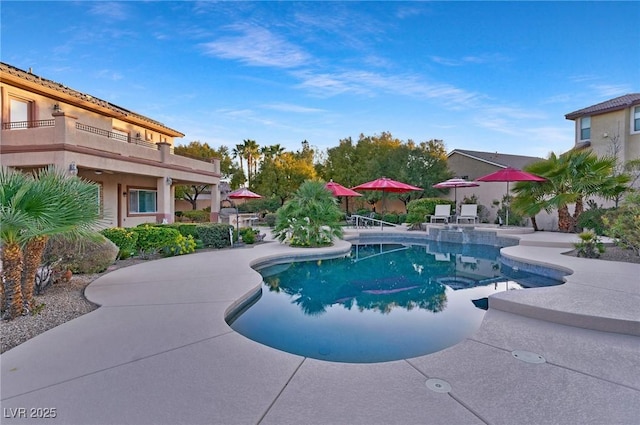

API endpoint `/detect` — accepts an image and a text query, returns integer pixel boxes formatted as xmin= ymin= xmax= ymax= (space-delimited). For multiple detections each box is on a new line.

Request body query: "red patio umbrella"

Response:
xmin=228 ymin=187 xmax=262 ymax=243
xmin=475 ymin=167 xmax=546 ymax=225
xmin=325 ymin=180 xmax=362 ymax=214
xmin=352 ymin=177 xmax=422 ymax=213
xmin=433 ymin=178 xmax=479 ymax=211
xmin=228 ymin=187 xmax=262 ymax=199
xmin=352 ymin=177 xmax=422 ymax=193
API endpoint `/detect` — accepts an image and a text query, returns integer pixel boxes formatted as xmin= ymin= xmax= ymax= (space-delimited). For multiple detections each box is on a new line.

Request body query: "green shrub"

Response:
xmin=603 ymin=193 xmax=640 ymax=256
xmin=196 ymin=223 xmax=234 ymax=248
xmin=383 ymin=213 xmax=398 ymax=224
xmin=574 ymin=231 xmax=605 ymax=258
xmin=43 ymin=233 xmax=118 ymax=274
xmin=100 ymin=227 xmax=138 ymax=259
xmin=163 ymin=234 xmax=197 ymax=256
xmin=165 ymin=223 xmax=199 ymax=239
xmin=237 ymin=197 xmax=281 ymax=214
xmin=397 ymin=213 xmax=407 ymax=224
xmin=406 ymin=198 xmax=453 ymax=228
xmin=577 ymin=207 xmax=610 ymax=235
xmin=132 ymin=225 xmax=182 ymax=257
xmin=180 ymin=210 xmax=210 ymax=222
xmin=240 ymin=227 xmax=256 ymax=244
xmin=264 ymin=213 xmax=277 ymax=227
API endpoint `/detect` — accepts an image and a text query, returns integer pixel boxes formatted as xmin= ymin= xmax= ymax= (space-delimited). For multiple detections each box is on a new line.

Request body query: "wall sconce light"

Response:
xmin=135 ymin=133 xmax=141 ymax=139
xmin=53 ymin=103 xmax=61 ymax=113
xmin=123 ymin=192 xmax=127 ymax=197
xmin=165 ymin=176 xmax=173 ymax=186
xmin=68 ymin=162 xmax=78 ymax=176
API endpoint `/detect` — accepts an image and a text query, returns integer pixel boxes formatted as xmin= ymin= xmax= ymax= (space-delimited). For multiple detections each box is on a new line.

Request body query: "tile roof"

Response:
xmin=0 ymin=62 xmax=184 ymax=136
xmin=449 ymin=149 xmax=544 ymax=169
xmin=565 ymin=93 xmax=640 ymax=120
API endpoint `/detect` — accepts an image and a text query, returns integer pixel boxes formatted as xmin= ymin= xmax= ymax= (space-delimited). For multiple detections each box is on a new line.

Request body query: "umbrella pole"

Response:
xmin=505 ymin=182 xmax=510 ymax=226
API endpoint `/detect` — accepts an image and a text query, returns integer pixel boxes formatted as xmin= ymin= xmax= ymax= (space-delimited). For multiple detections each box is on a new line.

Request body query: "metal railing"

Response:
xmin=2 ymin=119 xmax=55 ymax=130
xmin=348 ymin=214 xmax=399 ymax=230
xmin=75 ymin=123 xmax=158 ymax=149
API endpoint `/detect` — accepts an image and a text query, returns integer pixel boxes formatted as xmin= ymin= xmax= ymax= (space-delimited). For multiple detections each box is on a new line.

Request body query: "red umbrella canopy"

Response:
xmin=433 ymin=178 xmax=480 ymax=189
xmin=475 ymin=167 xmax=546 ymax=183
xmin=325 ymin=180 xmax=362 ymax=197
xmin=352 ymin=177 xmax=422 ymax=193
xmin=228 ymin=187 xmax=262 ymax=199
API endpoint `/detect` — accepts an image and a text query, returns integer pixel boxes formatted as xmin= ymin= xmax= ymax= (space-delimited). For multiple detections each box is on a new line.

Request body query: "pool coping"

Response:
xmin=1 ymin=226 xmax=639 ymax=425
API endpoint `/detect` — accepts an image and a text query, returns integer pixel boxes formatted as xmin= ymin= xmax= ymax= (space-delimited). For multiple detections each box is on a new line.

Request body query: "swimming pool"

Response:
xmin=227 ymin=241 xmax=564 ymax=363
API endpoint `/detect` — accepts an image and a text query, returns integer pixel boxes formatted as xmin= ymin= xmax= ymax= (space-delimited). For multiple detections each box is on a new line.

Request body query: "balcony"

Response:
xmin=1 ymin=114 xmax=220 ymax=177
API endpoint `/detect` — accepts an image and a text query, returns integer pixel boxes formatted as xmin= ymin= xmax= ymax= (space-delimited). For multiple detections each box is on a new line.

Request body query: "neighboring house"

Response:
xmin=1 ymin=62 xmax=221 ymax=228
xmin=565 ymin=93 xmax=640 ymax=189
xmin=446 ymin=149 xmax=547 ymax=226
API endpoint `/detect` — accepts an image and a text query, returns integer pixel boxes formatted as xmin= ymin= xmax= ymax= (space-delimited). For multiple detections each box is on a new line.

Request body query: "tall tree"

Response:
xmin=254 ymin=145 xmax=317 ymax=205
xmin=242 ymin=139 xmax=261 ymax=188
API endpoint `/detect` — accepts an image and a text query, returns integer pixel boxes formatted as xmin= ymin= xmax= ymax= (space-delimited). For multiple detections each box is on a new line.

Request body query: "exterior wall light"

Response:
xmin=68 ymin=162 xmax=78 ymax=176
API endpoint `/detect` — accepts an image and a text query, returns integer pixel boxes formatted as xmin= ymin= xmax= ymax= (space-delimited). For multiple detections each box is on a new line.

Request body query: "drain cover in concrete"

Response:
xmin=425 ymin=378 xmax=452 ymax=393
xmin=511 ymin=350 xmax=546 ymax=364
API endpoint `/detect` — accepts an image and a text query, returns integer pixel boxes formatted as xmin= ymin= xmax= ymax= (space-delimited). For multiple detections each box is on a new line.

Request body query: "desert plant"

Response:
xmin=574 ymin=231 xmax=605 ymax=259
xmin=274 ymin=181 xmax=343 ymax=247
xmin=603 ymin=192 xmax=640 ymax=256
xmin=576 ymin=207 xmax=610 ymax=235
xmin=1 ymin=166 xmax=103 ymax=318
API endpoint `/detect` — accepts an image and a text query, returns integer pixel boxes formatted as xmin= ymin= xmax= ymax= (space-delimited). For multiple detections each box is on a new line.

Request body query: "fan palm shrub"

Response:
xmin=274 ymin=181 xmax=343 ymax=247
xmin=0 ymin=166 xmax=103 ymax=319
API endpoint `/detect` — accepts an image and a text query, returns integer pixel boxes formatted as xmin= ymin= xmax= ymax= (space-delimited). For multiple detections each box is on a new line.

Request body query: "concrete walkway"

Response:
xmin=1 ymin=228 xmax=639 ymax=424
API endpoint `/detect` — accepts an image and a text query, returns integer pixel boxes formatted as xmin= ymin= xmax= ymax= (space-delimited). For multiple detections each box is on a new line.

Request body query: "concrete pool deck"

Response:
xmin=1 ymin=227 xmax=639 ymax=424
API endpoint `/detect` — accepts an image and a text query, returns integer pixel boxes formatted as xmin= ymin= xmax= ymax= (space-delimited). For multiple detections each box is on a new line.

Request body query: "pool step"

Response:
xmin=489 ymin=284 xmax=640 ymax=337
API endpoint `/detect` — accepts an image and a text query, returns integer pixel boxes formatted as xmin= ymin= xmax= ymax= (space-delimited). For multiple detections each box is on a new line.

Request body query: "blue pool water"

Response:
xmin=228 ymin=241 xmax=563 ymax=363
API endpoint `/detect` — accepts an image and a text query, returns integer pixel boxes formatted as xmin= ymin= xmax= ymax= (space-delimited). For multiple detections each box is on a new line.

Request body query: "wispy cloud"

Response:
xmin=590 ymin=84 xmax=632 ymax=98
xmin=88 ymin=2 xmax=129 ymax=21
xmin=94 ymin=69 xmax=123 ymax=81
xmin=431 ymin=53 xmax=509 ymax=67
xmin=292 ymin=68 xmax=481 ymax=108
xmin=262 ymin=103 xmax=325 ymax=114
xmin=201 ymin=25 xmax=310 ymax=68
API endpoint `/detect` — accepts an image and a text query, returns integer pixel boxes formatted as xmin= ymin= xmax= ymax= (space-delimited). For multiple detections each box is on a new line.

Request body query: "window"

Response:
xmin=10 ymin=98 xmax=30 ymax=125
xmin=128 ymin=189 xmax=157 ymax=213
xmin=580 ymin=116 xmax=591 ymax=140
xmin=633 ymin=106 xmax=640 ymax=133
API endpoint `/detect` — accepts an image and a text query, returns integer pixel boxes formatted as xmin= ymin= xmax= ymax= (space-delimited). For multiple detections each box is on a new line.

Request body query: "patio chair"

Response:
xmin=429 ymin=204 xmax=451 ymax=223
xmin=457 ymin=204 xmax=478 ymax=224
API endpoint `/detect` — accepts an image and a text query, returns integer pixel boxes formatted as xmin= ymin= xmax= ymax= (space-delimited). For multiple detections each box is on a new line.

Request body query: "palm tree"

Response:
xmin=513 ymin=150 xmax=630 ymax=232
xmin=232 ymin=144 xmax=246 ymax=185
xmin=0 ymin=166 xmax=103 ymax=318
xmin=274 ymin=181 xmax=344 ymax=247
xmin=242 ymin=139 xmax=260 ymax=187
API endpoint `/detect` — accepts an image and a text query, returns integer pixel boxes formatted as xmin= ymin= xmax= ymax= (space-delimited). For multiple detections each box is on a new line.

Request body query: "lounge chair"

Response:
xmin=457 ymin=204 xmax=478 ymax=224
xmin=429 ymin=204 xmax=451 ymax=223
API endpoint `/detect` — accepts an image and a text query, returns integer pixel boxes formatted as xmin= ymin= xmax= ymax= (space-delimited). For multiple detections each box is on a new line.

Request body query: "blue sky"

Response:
xmin=2 ymin=1 xmax=639 ymax=158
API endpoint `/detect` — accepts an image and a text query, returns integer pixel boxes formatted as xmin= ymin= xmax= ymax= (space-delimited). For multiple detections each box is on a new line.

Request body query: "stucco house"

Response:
xmin=1 ymin=62 xmax=221 ymax=228
xmin=446 ymin=149 xmax=546 ymax=226
xmin=565 ymin=93 xmax=640 ymax=190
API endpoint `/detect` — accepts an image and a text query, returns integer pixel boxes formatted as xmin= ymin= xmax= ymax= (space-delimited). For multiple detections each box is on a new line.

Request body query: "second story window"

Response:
xmin=633 ymin=106 xmax=640 ymax=133
xmin=10 ymin=98 xmax=30 ymax=127
xmin=580 ymin=116 xmax=591 ymax=140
